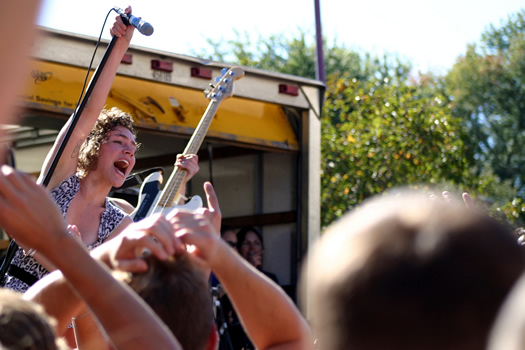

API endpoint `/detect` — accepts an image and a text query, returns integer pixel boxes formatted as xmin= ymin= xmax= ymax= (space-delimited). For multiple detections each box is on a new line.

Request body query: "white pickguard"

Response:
xmin=131 ymin=171 xmax=203 ymax=221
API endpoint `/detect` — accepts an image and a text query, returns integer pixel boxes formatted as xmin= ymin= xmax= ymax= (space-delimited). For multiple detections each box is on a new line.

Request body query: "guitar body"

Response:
xmin=132 ymin=171 xmax=162 ymax=221
xmin=131 ymin=171 xmax=203 ymax=222
xmin=131 ymin=67 xmax=244 ymax=222
xmin=149 ymin=195 xmax=203 ymax=217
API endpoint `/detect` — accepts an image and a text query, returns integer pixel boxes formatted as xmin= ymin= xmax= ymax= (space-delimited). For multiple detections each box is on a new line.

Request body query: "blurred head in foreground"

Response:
xmin=488 ymin=270 xmax=525 ymax=350
xmin=302 ymin=191 xmax=525 ymax=350
xmin=0 ymin=288 xmax=66 ymax=350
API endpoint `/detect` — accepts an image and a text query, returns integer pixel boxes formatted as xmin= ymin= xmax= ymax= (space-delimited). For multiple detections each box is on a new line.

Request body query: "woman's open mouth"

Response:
xmin=114 ymin=159 xmax=130 ymax=176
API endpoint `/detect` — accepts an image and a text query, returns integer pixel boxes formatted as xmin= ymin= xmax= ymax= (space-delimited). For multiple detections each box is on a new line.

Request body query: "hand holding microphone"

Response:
xmin=113 ymin=6 xmax=154 ymax=36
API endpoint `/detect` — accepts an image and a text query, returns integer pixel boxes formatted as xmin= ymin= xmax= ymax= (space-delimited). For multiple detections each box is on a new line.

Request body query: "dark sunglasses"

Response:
xmin=226 ymin=241 xmax=237 ymax=248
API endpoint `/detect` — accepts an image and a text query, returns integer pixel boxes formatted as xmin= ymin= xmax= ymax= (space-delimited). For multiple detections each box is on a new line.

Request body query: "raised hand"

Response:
xmin=0 ymin=165 xmax=68 ymax=253
xmin=430 ymin=190 xmax=475 ymax=209
xmin=110 ymin=5 xmax=135 ymax=43
xmin=168 ymin=210 xmax=221 ymax=269
xmin=195 ymin=181 xmax=221 ymax=234
xmin=91 ymin=214 xmax=185 ymax=273
xmin=247 ymin=249 xmax=264 ymax=268
xmin=462 ymin=192 xmax=474 ymax=209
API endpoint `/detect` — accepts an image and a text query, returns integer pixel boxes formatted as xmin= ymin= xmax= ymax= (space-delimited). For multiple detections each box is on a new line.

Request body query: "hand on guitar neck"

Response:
xmin=131 ymin=66 xmax=244 ymax=221
xmin=111 ymin=154 xmax=199 ymax=215
xmin=174 ymin=154 xmax=199 ymax=205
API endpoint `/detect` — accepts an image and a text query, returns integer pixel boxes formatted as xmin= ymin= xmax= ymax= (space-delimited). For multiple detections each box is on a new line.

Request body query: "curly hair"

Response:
xmin=77 ymin=107 xmax=137 ymax=179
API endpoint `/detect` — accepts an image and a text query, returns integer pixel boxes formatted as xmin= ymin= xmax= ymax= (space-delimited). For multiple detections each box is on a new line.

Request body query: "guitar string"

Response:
xmin=158 ymin=107 xmax=214 ymax=210
xmin=152 ymin=67 xmax=241 ymax=213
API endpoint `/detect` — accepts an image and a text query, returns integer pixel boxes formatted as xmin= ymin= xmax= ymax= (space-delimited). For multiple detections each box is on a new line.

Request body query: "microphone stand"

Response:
xmin=0 ymin=35 xmax=119 ymax=286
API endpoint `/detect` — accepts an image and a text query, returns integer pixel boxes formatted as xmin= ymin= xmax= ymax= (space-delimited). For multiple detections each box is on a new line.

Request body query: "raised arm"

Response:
xmin=171 ymin=184 xmax=313 ymax=350
xmin=0 ymin=165 xmax=181 ymax=350
xmin=0 ymin=0 xmax=42 ymax=131
xmin=39 ymin=7 xmax=135 ymax=189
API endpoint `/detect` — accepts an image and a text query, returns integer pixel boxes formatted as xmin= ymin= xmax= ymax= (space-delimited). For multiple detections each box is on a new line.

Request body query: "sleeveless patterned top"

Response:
xmin=2 ymin=174 xmax=126 ymax=293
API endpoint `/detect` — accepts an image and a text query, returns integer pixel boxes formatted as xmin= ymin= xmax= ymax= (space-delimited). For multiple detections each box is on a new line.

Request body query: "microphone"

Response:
xmin=113 ymin=7 xmax=154 ymax=36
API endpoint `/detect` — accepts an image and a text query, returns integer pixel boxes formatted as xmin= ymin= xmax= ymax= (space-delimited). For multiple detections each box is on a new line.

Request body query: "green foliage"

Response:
xmin=500 ymin=197 xmax=525 ymax=226
xmin=321 ymin=76 xmax=470 ymax=227
xmin=192 ymin=29 xmax=412 ymax=82
xmin=196 ymin=16 xmax=525 ymax=229
xmin=445 ymin=9 xmax=525 ymax=196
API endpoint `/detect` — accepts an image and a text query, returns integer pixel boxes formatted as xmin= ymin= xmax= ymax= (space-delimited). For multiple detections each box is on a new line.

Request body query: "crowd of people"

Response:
xmin=1 ymin=2 xmax=525 ymax=350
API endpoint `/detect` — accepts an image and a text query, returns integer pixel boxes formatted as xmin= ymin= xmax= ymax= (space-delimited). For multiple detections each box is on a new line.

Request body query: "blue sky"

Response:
xmin=38 ymin=0 xmax=524 ymax=75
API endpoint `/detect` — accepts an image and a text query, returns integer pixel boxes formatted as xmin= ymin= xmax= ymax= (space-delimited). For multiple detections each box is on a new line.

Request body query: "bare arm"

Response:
xmin=0 ymin=166 xmax=181 ymax=350
xmin=172 ymin=184 xmax=313 ymax=350
xmin=39 ymin=7 xmax=135 ymax=189
xmin=0 ymin=0 xmax=42 ymax=129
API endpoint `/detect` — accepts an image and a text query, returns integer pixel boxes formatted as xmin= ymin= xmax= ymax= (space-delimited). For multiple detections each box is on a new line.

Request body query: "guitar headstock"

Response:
xmin=204 ymin=67 xmax=245 ymax=102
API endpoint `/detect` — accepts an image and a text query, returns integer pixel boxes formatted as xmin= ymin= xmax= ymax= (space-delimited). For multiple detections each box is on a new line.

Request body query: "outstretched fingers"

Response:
xmin=168 ymin=210 xmax=220 ymax=264
xmin=194 ymin=182 xmax=221 ymax=234
xmin=203 ymin=182 xmax=220 ymax=214
xmin=462 ymin=192 xmax=474 ymax=209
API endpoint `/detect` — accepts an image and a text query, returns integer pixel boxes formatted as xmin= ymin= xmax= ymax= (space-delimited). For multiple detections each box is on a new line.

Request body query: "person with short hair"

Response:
xmin=73 ymin=254 xmax=216 ymax=350
xmin=0 ymin=288 xmax=67 ymax=350
xmin=221 ymin=226 xmax=238 ymax=251
xmin=302 ymin=191 xmax=525 ymax=350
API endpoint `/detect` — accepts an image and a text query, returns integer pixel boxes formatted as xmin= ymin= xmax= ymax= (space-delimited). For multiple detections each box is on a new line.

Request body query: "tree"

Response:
xmin=195 ymin=30 xmax=475 ymax=228
xmin=196 ymin=27 xmax=525 ymax=227
xmin=321 ymin=76 xmax=469 ymax=227
xmin=445 ymin=10 xmax=525 ymax=196
xmin=192 ymin=29 xmax=412 ymax=82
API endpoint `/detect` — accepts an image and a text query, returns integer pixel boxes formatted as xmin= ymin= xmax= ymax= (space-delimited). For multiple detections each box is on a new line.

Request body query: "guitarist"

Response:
xmin=2 ymin=7 xmax=199 ymax=293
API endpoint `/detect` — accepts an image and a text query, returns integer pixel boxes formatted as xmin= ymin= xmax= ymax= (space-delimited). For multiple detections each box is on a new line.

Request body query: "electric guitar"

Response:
xmin=131 ymin=66 xmax=245 ymax=221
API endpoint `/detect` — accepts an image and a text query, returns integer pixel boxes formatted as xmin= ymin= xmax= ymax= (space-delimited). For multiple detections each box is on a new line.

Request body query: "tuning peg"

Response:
xmin=224 ymin=78 xmax=230 ymax=83
xmin=221 ymin=67 xmax=229 ymax=75
xmin=215 ymin=77 xmax=222 ymax=83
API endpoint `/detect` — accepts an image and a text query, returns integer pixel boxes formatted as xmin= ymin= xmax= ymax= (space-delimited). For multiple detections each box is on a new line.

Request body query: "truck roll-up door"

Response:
xmin=19 ymin=60 xmax=300 ymax=152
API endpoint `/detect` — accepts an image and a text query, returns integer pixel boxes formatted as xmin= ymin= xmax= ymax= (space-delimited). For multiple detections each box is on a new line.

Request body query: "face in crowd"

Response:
xmin=239 ymin=230 xmax=264 ymax=268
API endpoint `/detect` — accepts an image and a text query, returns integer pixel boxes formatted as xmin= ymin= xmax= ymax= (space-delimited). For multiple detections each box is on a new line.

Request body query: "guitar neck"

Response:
xmin=183 ymin=100 xmax=220 ymax=155
xmin=157 ymin=99 xmax=220 ymax=208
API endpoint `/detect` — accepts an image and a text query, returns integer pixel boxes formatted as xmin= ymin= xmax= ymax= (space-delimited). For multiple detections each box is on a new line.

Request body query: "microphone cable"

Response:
xmin=0 ymin=8 xmax=115 ymax=287
xmin=72 ymin=9 xmax=114 ymax=125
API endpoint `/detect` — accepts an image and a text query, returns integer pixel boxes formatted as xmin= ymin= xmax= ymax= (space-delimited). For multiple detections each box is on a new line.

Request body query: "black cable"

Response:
xmin=42 ymin=8 xmax=114 ymax=187
xmin=72 ymin=9 xmax=114 ymax=131
xmin=0 ymin=9 xmax=115 ymax=287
